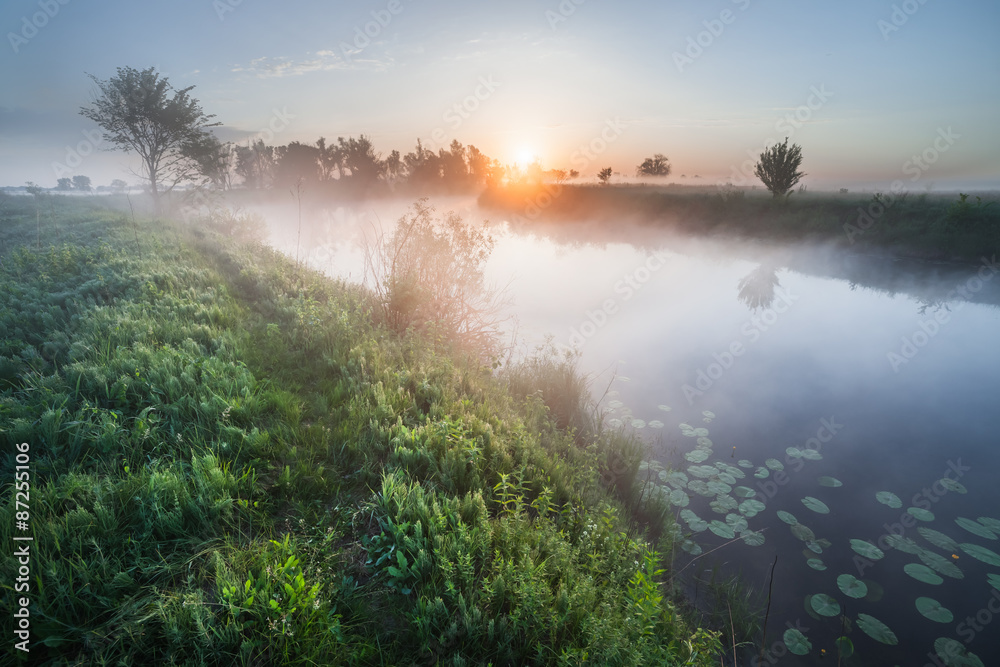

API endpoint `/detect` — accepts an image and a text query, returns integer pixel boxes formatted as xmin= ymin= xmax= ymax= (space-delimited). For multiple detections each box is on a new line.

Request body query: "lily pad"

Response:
xmin=657 ymin=404 xmax=672 ymax=412
xmin=765 ymin=458 xmax=784 ymax=471
xmin=916 ymin=597 xmax=954 ymax=623
xmin=885 ymin=534 xmax=921 ymax=554
xmin=688 ymin=480 xmax=714 ymax=497
xmin=939 ymin=478 xmax=967 ymax=494
xmin=907 ymin=507 xmax=935 ymax=522
xmin=810 ymin=593 xmax=840 ymax=617
xmin=733 ymin=486 xmax=756 ymax=499
xmin=835 ymin=636 xmax=854 ymax=659
xmin=737 ymin=459 xmax=754 ymax=468
xmin=680 ymin=539 xmax=702 ymax=556
xmin=806 ymin=540 xmax=824 ymax=554
xmin=904 ymin=563 xmax=944 ymax=585
xmin=785 ymin=447 xmax=803 ymax=458
xmin=667 ymin=489 xmax=690 ymax=507
xmin=684 ymin=449 xmax=710 ymax=463
xmin=707 ymin=480 xmax=732 ymax=495
xmin=777 ymin=510 xmax=798 ymax=526
xmin=739 ymin=499 xmax=766 ymax=517
xmin=688 ymin=465 xmax=717 ymax=479
xmin=800 ymin=448 xmax=823 ymax=461
xmin=688 ymin=518 xmax=708 ymax=532
xmin=818 ymin=476 xmax=842 ymax=488
xmin=956 ymin=517 xmax=998 ymax=540
xmin=934 ymin=638 xmax=986 ymax=667
xmin=754 ymin=467 xmax=769 ymax=479
xmin=648 ymin=420 xmax=665 ymax=428
xmin=802 ymin=497 xmax=830 ymax=514
xmin=856 ymin=613 xmax=897 ymax=645
xmin=837 ymin=574 xmax=867 ymax=599
xmin=806 ymin=558 xmax=826 ymax=571
xmin=741 ymin=530 xmax=765 ymax=546
xmin=631 ymin=419 xmax=646 ymax=429
xmin=977 ymin=516 xmax=1000 ymax=532
xmin=988 ymin=573 xmax=1000 ymax=589
xmin=850 ymin=539 xmax=885 ymax=560
xmin=958 ymin=543 xmax=1000 ymax=567
xmin=918 ymin=550 xmax=964 ymax=579
xmin=783 ymin=628 xmax=811 ymax=656
xmin=709 ymin=495 xmax=738 ymax=514
xmin=918 ymin=527 xmax=959 ymax=552
xmin=725 ymin=513 xmax=748 ymax=533
xmin=790 ymin=524 xmax=816 ymax=542
xmin=708 ymin=520 xmax=735 ymax=539
xmin=876 ymin=491 xmax=902 ymax=508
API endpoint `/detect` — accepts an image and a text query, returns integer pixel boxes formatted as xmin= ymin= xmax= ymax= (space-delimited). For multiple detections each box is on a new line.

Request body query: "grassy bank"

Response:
xmin=479 ymin=184 xmax=1000 ymax=262
xmin=0 ymin=193 xmax=721 ymax=665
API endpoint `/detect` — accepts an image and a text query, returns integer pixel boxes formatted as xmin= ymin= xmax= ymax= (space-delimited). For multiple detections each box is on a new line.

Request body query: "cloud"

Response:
xmin=231 ymin=50 xmax=392 ymax=78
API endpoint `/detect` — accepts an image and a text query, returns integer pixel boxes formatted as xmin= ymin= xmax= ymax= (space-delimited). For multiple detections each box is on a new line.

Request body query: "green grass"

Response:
xmin=0 ymin=192 xmax=721 ymax=665
xmin=480 ymin=183 xmax=1000 ymax=262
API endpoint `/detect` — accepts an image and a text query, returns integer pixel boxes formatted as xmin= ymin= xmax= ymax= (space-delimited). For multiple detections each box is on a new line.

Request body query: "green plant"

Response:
xmin=754 ymin=138 xmax=806 ymax=198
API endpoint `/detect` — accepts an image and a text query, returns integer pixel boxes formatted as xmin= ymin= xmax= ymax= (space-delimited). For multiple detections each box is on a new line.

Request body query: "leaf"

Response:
xmin=684 ymin=449 xmax=710 ymax=463
xmin=958 ymin=543 xmax=1000 ymax=567
xmin=800 ymin=448 xmax=822 ymax=461
xmin=837 ymin=574 xmax=867 ymax=598
xmin=806 ymin=558 xmax=826 ymax=571
xmin=856 ymin=613 xmax=897 ymax=645
xmin=885 ymin=534 xmax=921 ymax=554
xmin=741 ymin=530 xmax=765 ymax=546
xmin=801 ymin=496 xmax=830 ymax=514
xmin=783 ymin=628 xmax=811 ymax=655
xmin=939 ymin=477 xmax=967 ymax=494
xmin=977 ymin=516 xmax=1000 ymax=532
xmin=918 ymin=527 xmax=959 ymax=552
xmin=790 ymin=524 xmax=816 ymax=542
xmin=956 ymin=517 xmax=998 ymax=540
xmin=835 ymin=636 xmax=854 ymax=659
xmin=904 ymin=563 xmax=944 ymax=585
xmin=876 ymin=491 xmax=902 ymax=508
xmin=818 ymin=476 xmax=842 ymax=487
xmin=708 ymin=520 xmax=735 ymax=539
xmin=739 ymin=499 xmax=766 ymax=518
xmin=754 ymin=466 xmax=770 ymax=479
xmin=850 ymin=539 xmax=885 ymax=560
xmin=810 ymin=593 xmax=840 ymax=617
xmin=725 ymin=513 xmax=748 ymax=533
xmin=934 ymin=637 xmax=987 ymax=667
xmin=907 ymin=507 xmax=935 ymax=522
xmin=918 ymin=550 xmax=964 ymax=579
xmin=733 ymin=486 xmax=756 ymax=498
xmin=916 ymin=597 xmax=954 ymax=623
xmin=765 ymin=458 xmax=784 ymax=471
xmin=777 ymin=510 xmax=798 ymax=525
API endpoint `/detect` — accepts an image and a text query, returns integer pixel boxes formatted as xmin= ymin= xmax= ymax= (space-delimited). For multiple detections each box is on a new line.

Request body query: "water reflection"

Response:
xmin=737 ymin=264 xmax=782 ymax=311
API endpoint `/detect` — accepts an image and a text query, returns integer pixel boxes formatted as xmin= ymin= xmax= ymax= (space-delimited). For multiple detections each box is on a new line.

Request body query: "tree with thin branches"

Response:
xmin=79 ymin=66 xmax=221 ymax=214
xmin=754 ymin=138 xmax=805 ymax=198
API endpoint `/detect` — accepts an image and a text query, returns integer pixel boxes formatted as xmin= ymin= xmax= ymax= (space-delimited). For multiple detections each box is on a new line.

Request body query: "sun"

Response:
xmin=514 ymin=147 xmax=537 ymax=168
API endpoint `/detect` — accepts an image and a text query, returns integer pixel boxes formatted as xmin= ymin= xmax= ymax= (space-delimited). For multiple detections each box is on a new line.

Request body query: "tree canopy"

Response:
xmin=754 ymin=138 xmax=805 ymax=198
xmin=636 ymin=154 xmax=671 ymax=177
xmin=79 ymin=66 xmax=221 ymax=212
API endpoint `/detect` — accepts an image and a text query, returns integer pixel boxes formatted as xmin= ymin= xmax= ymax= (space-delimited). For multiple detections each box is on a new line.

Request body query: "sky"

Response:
xmin=1 ymin=0 xmax=998 ymax=190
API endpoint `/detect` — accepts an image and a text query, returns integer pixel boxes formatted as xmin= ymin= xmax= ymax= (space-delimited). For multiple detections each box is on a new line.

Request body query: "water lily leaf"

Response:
xmin=856 ymin=614 xmax=897 ymax=645
xmin=785 ymin=447 xmax=803 ymax=458
xmin=739 ymin=499 xmax=766 ymax=517
xmin=754 ymin=467 xmax=770 ymax=479
xmin=956 ymin=517 xmax=998 ymax=540
xmin=958 ymin=543 xmax=1000 ymax=567
xmin=850 ymin=539 xmax=885 ymax=560
xmin=934 ymin=637 xmax=986 ymax=667
xmin=907 ymin=507 xmax=935 ymax=522
xmin=939 ymin=477 xmax=967 ymax=494
xmin=687 ymin=465 xmax=716 ymax=478
xmin=737 ymin=459 xmax=754 ymax=468
xmin=687 ymin=480 xmax=714 ymax=497
xmin=707 ymin=480 xmax=732 ymax=495
xmin=977 ymin=516 xmax=1000 ymax=532
xmin=876 ymin=491 xmax=902 ymax=508
xmin=818 ymin=476 xmax=842 ymax=488
xmin=765 ymin=458 xmax=784 ymax=471
xmin=685 ymin=449 xmax=710 ymax=463
xmin=806 ymin=540 xmax=823 ymax=554
xmin=918 ymin=527 xmax=959 ymax=552
xmin=989 ymin=573 xmax=1000 ymax=589
xmin=696 ymin=436 xmax=713 ymax=447
xmin=668 ymin=489 xmax=690 ymax=507
xmin=791 ymin=524 xmax=816 ymax=542
xmin=717 ymin=472 xmax=737 ymax=485
xmin=648 ymin=420 xmax=665 ymax=428
xmin=680 ymin=509 xmax=697 ymax=522
xmin=918 ymin=550 xmax=964 ymax=579
xmin=916 ymin=597 xmax=954 ymax=623
xmin=885 ymin=534 xmax=921 ymax=554
xmin=837 ymin=574 xmax=867 ymax=599
xmin=904 ymin=563 xmax=944 ymax=585
xmin=657 ymin=404 xmax=672 ymax=412
xmin=710 ymin=495 xmax=738 ymax=514
xmin=802 ymin=497 xmax=830 ymax=514
xmin=783 ymin=628 xmax=811 ymax=656
xmin=681 ymin=539 xmax=702 ymax=556
xmin=777 ymin=510 xmax=799 ymax=525
xmin=733 ymin=486 xmax=756 ymax=499
xmin=702 ymin=410 xmax=715 ymax=419
xmin=708 ymin=520 xmax=735 ymax=539
xmin=835 ymin=636 xmax=854 ymax=659
xmin=810 ymin=593 xmax=840 ymax=617
xmin=800 ymin=448 xmax=822 ymax=461
xmin=741 ymin=530 xmax=765 ymax=546
xmin=862 ymin=579 xmax=885 ymax=602
xmin=607 ymin=418 xmax=623 ymax=428
xmin=726 ymin=513 xmax=748 ymax=532
xmin=806 ymin=558 xmax=826 ymax=571
xmin=688 ymin=518 xmax=708 ymax=532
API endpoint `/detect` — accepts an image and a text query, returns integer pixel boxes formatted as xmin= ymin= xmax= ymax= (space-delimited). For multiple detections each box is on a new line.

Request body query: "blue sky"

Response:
xmin=1 ymin=0 xmax=998 ymax=189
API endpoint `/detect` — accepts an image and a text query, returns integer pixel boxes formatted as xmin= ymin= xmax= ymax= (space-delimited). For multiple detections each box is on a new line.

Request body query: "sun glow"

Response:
xmin=514 ymin=147 xmax=537 ymax=168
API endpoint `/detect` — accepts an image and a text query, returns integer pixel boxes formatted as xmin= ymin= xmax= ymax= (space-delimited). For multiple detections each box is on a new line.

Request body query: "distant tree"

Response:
xmin=339 ymin=135 xmax=384 ymax=184
xmin=110 ymin=179 xmax=127 ymax=193
xmin=754 ymin=138 xmax=805 ymax=198
xmin=403 ymin=139 xmax=442 ymax=187
xmin=597 ymin=167 xmax=613 ymax=185
xmin=383 ymin=149 xmax=403 ymax=182
xmin=79 ymin=66 xmax=221 ymax=213
xmin=550 ymin=169 xmax=568 ymax=183
xmin=189 ymin=136 xmax=234 ymax=190
xmin=71 ymin=175 xmax=92 ymax=191
xmin=273 ymin=141 xmax=321 ymax=187
xmin=56 ymin=178 xmax=73 ymax=190
xmin=234 ymin=140 xmax=275 ymax=189
xmin=568 ymin=169 xmax=580 ymax=179
xmin=636 ymin=153 xmax=671 ymax=177
xmin=24 ymin=182 xmax=43 ymax=197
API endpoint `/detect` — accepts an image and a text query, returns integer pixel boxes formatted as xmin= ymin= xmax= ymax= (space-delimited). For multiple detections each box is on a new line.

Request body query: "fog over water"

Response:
xmin=260 ymin=197 xmax=1000 ymax=666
